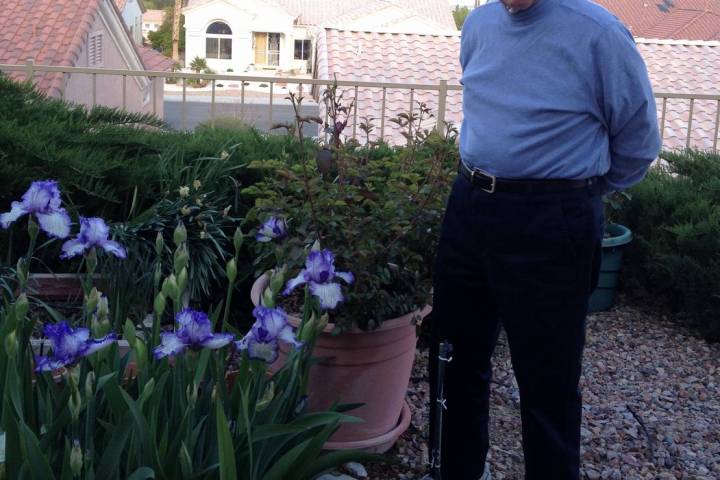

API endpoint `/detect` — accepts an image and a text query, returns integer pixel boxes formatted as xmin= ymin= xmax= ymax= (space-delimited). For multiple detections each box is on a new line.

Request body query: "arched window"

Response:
xmin=206 ymin=21 xmax=232 ymax=59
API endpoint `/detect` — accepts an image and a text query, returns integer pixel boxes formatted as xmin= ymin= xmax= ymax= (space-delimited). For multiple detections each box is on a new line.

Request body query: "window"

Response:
xmin=145 ymin=23 xmax=150 ymax=28
xmin=294 ymin=39 xmax=311 ymax=60
xmin=88 ymin=32 xmax=103 ymax=67
xmin=206 ymin=21 xmax=232 ymax=59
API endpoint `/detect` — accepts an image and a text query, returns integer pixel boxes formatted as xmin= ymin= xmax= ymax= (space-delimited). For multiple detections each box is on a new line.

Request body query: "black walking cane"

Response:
xmin=426 ymin=340 xmax=453 ymax=480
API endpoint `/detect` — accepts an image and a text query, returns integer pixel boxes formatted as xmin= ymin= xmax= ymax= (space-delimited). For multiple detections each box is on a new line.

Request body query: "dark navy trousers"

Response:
xmin=430 ymin=174 xmax=604 ymax=480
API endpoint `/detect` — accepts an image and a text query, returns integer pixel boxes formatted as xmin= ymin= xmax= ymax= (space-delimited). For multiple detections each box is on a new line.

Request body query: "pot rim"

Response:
xmin=603 ymin=223 xmax=633 ymax=248
xmin=251 ymin=274 xmax=431 ymax=335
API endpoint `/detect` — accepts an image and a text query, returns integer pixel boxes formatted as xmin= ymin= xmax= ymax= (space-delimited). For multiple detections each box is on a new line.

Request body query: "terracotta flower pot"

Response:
xmin=251 ymin=274 xmax=429 ymax=453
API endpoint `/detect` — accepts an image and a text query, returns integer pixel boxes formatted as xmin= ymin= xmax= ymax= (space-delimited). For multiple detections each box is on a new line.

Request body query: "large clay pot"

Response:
xmin=251 ymin=274 xmax=429 ymax=453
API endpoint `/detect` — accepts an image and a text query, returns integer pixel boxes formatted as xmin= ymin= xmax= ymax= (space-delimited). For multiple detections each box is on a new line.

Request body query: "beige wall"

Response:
xmin=63 ymin=7 xmax=164 ymax=118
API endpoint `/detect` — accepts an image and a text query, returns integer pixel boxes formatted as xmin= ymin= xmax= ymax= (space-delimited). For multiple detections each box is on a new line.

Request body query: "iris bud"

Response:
xmin=4 ymin=331 xmax=18 ymax=359
xmin=162 ymin=275 xmax=178 ymax=299
xmin=91 ymin=312 xmax=110 ymax=338
xmin=174 ymin=245 xmax=189 ymax=273
xmin=233 ymin=227 xmax=243 ymax=254
xmin=177 ymin=268 xmax=188 ymax=297
xmin=256 ymin=381 xmax=275 ymax=412
xmin=310 ymin=240 xmax=321 ymax=252
xmin=269 ymin=266 xmax=286 ymax=296
xmin=70 ymin=440 xmax=83 ymax=476
xmin=174 ymin=222 xmax=188 ymax=246
xmin=97 ymin=295 xmax=109 ymax=319
xmin=140 ymin=378 xmax=155 ymax=405
xmin=187 ymin=384 xmax=198 ymax=406
xmin=85 ymin=288 xmax=100 ymax=314
xmin=226 ymin=259 xmax=237 ymax=283
xmin=154 ymin=292 xmax=166 ymax=317
xmin=133 ymin=339 xmax=148 ymax=371
xmin=14 ymin=293 xmax=29 ymax=321
xmin=155 ymin=232 xmax=164 ymax=256
xmin=262 ymin=288 xmax=275 ymax=308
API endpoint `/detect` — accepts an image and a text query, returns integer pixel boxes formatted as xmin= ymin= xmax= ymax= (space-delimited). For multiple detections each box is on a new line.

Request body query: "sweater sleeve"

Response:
xmin=594 ymin=23 xmax=661 ymax=193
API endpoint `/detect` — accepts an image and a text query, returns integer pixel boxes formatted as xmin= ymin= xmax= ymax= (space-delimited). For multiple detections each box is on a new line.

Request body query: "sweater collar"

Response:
xmin=503 ymin=0 xmax=556 ymax=23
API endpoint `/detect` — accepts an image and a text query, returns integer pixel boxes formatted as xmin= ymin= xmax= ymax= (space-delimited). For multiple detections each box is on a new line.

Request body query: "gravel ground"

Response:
xmin=366 ymin=302 xmax=720 ymax=480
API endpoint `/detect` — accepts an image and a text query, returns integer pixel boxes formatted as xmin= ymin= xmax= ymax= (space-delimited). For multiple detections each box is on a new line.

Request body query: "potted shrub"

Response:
xmin=244 ymin=90 xmax=457 ymax=452
xmin=588 ymin=191 xmax=634 ymax=312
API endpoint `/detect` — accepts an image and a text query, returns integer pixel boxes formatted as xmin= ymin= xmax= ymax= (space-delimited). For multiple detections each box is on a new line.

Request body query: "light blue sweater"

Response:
xmin=459 ymin=0 xmax=661 ymax=192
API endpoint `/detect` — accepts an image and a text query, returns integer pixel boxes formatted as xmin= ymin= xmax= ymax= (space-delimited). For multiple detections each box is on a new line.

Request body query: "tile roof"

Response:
xmin=185 ymin=0 xmax=456 ymax=31
xmin=0 ymin=0 xmax=102 ymax=97
xmin=137 ymin=44 xmax=174 ymax=71
xmin=143 ymin=8 xmax=165 ymax=24
xmin=316 ymin=28 xmax=462 ymax=145
xmin=637 ymin=39 xmax=720 ymax=151
xmin=593 ymin=0 xmax=720 ymax=41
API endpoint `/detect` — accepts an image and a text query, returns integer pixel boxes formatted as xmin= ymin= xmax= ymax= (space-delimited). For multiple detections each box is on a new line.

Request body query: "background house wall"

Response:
xmin=119 ymin=0 xmax=145 ymax=43
xmin=64 ymin=4 xmax=161 ymax=117
xmin=183 ymin=0 xmax=296 ymax=73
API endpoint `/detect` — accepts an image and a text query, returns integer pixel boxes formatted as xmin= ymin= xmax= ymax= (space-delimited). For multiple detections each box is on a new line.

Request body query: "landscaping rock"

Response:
xmin=366 ymin=302 xmax=720 ymax=479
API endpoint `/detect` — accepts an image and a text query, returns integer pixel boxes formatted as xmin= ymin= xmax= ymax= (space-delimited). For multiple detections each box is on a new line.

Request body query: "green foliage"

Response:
xmin=147 ymin=7 xmax=185 ymax=56
xmin=619 ymin=150 xmax=720 ymax=341
xmin=0 ymin=74 xmax=291 ymax=296
xmin=190 ymin=57 xmax=209 ymax=73
xmin=453 ymin=5 xmax=471 ymax=29
xmin=246 ymin=91 xmax=458 ymax=331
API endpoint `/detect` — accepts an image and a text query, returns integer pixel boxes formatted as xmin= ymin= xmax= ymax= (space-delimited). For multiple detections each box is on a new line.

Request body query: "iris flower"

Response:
xmin=284 ymin=249 xmax=354 ymax=310
xmin=35 ymin=321 xmax=117 ymax=372
xmin=256 ymin=217 xmax=287 ymax=243
xmin=61 ymin=217 xmax=127 ymax=259
xmin=0 ymin=180 xmax=71 ymax=239
xmin=235 ymin=306 xmax=302 ymax=363
xmin=153 ymin=309 xmax=234 ymax=359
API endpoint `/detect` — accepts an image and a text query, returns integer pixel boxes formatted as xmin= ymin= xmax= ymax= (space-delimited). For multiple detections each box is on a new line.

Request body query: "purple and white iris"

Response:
xmin=256 ymin=217 xmax=287 ymax=243
xmin=235 ymin=306 xmax=302 ymax=364
xmin=0 ymin=180 xmax=71 ymax=239
xmin=61 ymin=217 xmax=126 ymax=259
xmin=153 ymin=308 xmax=234 ymax=359
xmin=34 ymin=321 xmax=117 ymax=372
xmin=284 ymin=249 xmax=354 ymax=310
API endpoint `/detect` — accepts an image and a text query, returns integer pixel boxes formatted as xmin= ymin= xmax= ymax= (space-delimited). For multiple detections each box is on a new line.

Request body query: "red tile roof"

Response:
xmin=0 ymin=0 xmax=102 ymax=96
xmin=637 ymin=39 xmax=720 ymax=150
xmin=143 ymin=9 xmax=165 ymax=24
xmin=137 ymin=45 xmax=174 ymax=71
xmin=317 ymin=28 xmax=462 ymax=144
xmin=593 ymin=0 xmax=720 ymax=41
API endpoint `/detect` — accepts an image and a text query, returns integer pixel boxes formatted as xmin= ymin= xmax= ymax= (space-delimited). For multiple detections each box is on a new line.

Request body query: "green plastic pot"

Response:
xmin=588 ymin=223 xmax=633 ymax=313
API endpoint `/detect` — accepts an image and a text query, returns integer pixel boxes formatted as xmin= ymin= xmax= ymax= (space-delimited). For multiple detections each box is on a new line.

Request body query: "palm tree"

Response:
xmin=172 ymin=0 xmax=182 ymax=61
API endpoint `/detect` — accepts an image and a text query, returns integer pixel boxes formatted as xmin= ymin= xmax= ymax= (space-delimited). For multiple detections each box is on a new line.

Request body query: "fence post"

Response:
xmin=25 ymin=58 xmax=35 ymax=83
xmin=436 ymin=79 xmax=448 ymax=132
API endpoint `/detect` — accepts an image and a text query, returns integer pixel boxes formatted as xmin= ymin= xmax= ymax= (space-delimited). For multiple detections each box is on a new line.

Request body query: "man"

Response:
xmin=430 ymin=0 xmax=661 ymax=479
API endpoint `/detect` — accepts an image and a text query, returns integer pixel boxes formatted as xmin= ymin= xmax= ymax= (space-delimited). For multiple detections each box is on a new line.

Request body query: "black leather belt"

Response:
xmin=458 ymin=161 xmax=593 ymax=194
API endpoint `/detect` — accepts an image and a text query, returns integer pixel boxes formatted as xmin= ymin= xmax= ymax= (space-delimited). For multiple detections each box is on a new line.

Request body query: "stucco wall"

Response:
xmin=63 ymin=5 xmax=164 ymax=118
xmin=184 ymin=0 xmax=296 ymax=73
xmin=120 ymin=0 xmax=145 ymax=43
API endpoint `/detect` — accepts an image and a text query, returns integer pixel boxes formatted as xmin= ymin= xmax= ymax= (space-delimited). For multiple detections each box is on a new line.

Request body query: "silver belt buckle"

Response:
xmin=470 ymin=167 xmax=497 ymax=194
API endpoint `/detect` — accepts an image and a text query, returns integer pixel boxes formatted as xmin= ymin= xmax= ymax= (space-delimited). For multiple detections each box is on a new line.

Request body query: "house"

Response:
xmin=115 ymin=0 xmax=146 ymax=44
xmin=143 ymin=9 xmax=166 ymax=40
xmin=181 ymin=0 xmax=457 ymax=75
xmin=0 ymin=0 xmax=173 ymax=117
xmin=593 ymin=0 xmax=720 ymax=41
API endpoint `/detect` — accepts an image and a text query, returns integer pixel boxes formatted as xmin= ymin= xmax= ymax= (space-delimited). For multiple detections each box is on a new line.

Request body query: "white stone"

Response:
xmin=343 ymin=462 xmax=368 ymax=478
